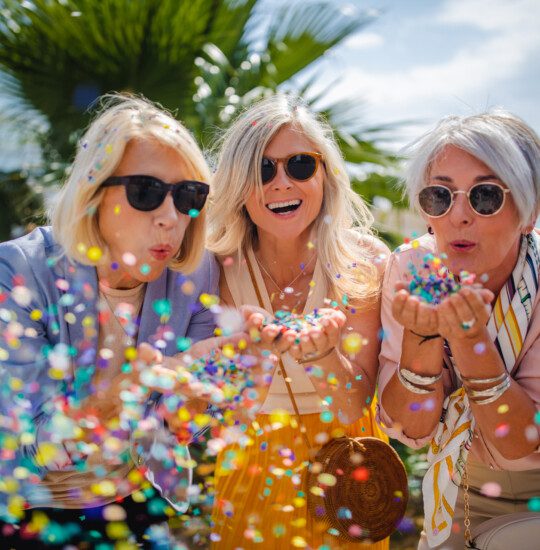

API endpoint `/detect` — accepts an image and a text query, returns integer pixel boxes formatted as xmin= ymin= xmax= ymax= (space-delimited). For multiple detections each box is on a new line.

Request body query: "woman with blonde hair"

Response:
xmin=207 ymin=94 xmax=390 ymax=548
xmin=0 ymin=94 xmax=218 ymax=546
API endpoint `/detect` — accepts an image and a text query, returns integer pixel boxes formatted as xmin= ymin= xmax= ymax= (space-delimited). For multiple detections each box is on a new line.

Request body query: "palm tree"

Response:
xmin=0 ymin=0 xmax=400 ymax=240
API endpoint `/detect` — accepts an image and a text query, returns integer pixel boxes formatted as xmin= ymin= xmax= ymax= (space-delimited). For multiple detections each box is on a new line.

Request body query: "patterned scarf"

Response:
xmin=422 ymin=232 xmax=540 ymax=548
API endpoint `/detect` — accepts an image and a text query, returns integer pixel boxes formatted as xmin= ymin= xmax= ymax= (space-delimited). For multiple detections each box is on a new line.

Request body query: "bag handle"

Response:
xmin=245 ymin=250 xmax=314 ymax=451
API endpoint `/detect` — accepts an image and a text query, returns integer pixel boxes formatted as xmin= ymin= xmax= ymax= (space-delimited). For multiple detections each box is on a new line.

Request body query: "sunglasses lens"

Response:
xmin=173 ymin=182 xmax=209 ymax=215
xmin=287 ymin=154 xmax=317 ymax=181
xmin=418 ymin=186 xmax=452 ymax=217
xmin=261 ymin=158 xmax=276 ymax=184
xmin=470 ymin=184 xmax=505 ymax=215
xmin=126 ymin=178 xmax=166 ymax=211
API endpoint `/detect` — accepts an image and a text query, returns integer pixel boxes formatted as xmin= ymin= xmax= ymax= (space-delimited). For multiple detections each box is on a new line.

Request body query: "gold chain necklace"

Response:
xmin=254 ymin=253 xmax=316 ymax=300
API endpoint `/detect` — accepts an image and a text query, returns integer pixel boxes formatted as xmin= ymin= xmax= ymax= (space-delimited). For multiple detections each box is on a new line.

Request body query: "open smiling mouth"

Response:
xmin=266 ymin=199 xmax=302 ymax=214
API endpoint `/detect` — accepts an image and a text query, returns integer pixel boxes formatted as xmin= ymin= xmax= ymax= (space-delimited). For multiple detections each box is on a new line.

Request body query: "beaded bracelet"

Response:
xmin=397 ymin=367 xmax=435 ymax=394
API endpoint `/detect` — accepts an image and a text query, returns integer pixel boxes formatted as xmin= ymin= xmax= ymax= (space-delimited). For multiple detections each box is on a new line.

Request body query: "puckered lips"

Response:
xmin=449 ymin=240 xmax=477 ymax=253
xmin=149 ymin=243 xmax=174 ymax=261
xmin=265 ymin=199 xmax=302 ymax=217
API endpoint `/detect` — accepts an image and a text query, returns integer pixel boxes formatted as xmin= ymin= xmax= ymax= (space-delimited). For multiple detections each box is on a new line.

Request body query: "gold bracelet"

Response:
xmin=297 ymin=347 xmax=336 ymax=365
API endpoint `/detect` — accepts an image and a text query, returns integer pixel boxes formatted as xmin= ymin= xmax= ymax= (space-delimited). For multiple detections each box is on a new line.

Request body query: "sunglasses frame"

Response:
xmin=101 ymin=175 xmax=209 ymax=214
xmin=418 ymin=181 xmax=511 ymax=218
xmin=261 ymin=151 xmax=323 ymax=184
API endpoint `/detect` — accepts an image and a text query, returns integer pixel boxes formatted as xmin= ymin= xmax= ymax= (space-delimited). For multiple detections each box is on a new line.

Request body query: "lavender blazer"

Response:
xmin=0 ymin=227 xmax=218 ymax=520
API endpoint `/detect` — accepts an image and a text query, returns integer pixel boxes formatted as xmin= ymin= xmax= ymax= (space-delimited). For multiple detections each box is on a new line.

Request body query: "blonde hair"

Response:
xmin=208 ymin=94 xmax=379 ymax=302
xmin=50 ymin=93 xmax=210 ymax=273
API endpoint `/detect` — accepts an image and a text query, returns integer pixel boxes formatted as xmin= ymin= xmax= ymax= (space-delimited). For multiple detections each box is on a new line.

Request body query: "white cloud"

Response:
xmin=343 ymin=32 xmax=384 ymax=50
xmin=324 ymin=0 xmax=540 ymax=145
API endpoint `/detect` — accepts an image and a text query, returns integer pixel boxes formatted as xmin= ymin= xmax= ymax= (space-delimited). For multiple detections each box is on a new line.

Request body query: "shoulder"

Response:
xmin=0 ymin=227 xmax=61 ymax=281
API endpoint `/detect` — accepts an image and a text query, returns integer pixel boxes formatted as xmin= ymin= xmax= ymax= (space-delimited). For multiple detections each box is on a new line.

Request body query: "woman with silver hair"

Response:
xmin=0 ymin=94 xmax=220 ymax=546
xmin=378 ymin=111 xmax=540 ymax=549
xmin=207 ymin=95 xmax=390 ymax=548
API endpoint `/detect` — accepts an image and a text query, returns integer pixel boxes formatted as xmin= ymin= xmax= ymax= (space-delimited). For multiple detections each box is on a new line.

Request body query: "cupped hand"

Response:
xmin=391 ymin=281 xmax=439 ymax=337
xmin=436 ymin=286 xmax=493 ymax=341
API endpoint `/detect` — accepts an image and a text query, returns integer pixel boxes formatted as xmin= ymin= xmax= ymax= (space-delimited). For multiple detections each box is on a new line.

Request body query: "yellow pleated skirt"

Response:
xmin=211 ymin=400 xmax=390 ymax=549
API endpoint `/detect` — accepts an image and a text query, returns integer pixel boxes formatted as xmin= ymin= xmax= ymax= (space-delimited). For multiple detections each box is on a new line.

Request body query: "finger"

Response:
xmin=309 ymin=328 xmax=329 ymax=354
xmin=321 ymin=316 xmax=341 ymax=344
xmin=394 ymin=281 xmax=408 ymax=292
xmin=298 ymin=331 xmax=317 ymax=356
xmin=460 ymin=288 xmax=491 ymax=323
xmin=137 ymin=343 xmax=162 ymax=365
xmin=479 ymin=288 xmax=495 ymax=304
xmin=245 ymin=312 xmax=265 ymax=330
xmin=438 ymin=298 xmax=463 ymax=333
xmin=400 ymin=296 xmax=420 ymax=328
xmin=449 ymin=294 xmax=476 ymax=326
xmin=416 ymin=302 xmax=433 ymax=329
xmin=392 ymin=290 xmax=410 ymax=323
xmin=239 ymin=304 xmax=271 ymax=321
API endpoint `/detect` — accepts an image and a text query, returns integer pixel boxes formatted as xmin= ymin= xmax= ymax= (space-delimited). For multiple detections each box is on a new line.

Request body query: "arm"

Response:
xmin=438 ymin=288 xmax=539 ymax=460
xmin=378 ymin=252 xmax=447 ymax=446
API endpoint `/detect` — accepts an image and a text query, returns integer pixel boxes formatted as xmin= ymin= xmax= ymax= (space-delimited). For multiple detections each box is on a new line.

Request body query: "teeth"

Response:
xmin=267 ymin=199 xmax=301 ymax=210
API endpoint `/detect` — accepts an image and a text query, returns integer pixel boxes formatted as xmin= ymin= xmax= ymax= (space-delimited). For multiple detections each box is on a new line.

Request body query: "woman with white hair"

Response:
xmin=207 ymin=95 xmax=390 ymax=548
xmin=0 ymin=94 xmax=218 ymax=546
xmin=378 ymin=111 xmax=540 ymax=549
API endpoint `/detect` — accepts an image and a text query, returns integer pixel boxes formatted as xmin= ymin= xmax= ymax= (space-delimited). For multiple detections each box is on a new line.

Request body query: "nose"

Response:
xmin=270 ymin=161 xmax=293 ymax=191
xmin=153 ymin=192 xmax=179 ymax=229
xmin=449 ymin=191 xmax=473 ymax=227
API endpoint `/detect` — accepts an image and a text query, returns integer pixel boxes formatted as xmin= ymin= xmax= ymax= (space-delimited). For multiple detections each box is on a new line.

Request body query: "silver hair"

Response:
xmin=405 ymin=110 xmax=540 ymax=227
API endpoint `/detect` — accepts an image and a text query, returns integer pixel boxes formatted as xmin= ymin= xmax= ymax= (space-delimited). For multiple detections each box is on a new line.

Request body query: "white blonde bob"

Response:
xmin=208 ymin=94 xmax=379 ymax=302
xmin=50 ymin=93 xmax=210 ymax=273
xmin=406 ymin=110 xmax=540 ymax=227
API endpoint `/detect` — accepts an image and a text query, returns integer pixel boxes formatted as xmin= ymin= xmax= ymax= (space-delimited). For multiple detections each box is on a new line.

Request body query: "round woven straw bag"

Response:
xmin=306 ymin=436 xmax=409 ymax=542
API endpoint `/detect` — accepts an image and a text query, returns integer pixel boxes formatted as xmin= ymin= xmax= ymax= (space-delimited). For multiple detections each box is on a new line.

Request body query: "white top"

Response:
xmin=223 ymin=247 xmax=327 ymax=414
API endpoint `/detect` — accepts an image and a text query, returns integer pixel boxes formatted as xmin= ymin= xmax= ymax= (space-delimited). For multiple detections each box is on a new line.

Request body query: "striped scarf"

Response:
xmin=422 ymin=231 xmax=540 ymax=548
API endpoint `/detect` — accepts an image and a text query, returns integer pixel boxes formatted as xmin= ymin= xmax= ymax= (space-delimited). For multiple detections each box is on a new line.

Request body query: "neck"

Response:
xmin=97 ymin=264 xmax=142 ymax=290
xmin=254 ymin=229 xmax=316 ymax=289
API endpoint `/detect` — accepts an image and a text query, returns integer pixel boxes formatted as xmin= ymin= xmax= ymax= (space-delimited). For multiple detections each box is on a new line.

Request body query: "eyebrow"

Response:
xmin=431 ymin=174 xmax=501 ymax=183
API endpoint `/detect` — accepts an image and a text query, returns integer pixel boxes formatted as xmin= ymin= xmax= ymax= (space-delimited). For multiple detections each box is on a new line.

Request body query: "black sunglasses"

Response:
xmin=418 ymin=182 xmax=511 ymax=218
xmin=102 ymin=175 xmax=209 ymax=215
xmin=261 ymin=152 xmax=323 ymax=184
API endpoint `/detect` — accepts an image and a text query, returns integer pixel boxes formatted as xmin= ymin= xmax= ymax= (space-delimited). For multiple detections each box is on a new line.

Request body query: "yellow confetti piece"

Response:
xmin=30 ymin=309 xmax=42 ymax=321
xmin=19 ymin=432 xmax=34 ymax=446
xmin=309 ymin=485 xmax=325 ymax=497
xmin=131 ymin=490 xmax=147 ymax=503
xmin=48 ymin=367 xmax=68 ymax=380
xmin=307 ymin=241 xmax=315 ymax=250
xmin=3 ymin=478 xmax=19 ymax=493
xmin=342 ymin=332 xmax=365 ymax=354
xmin=290 ymin=517 xmax=307 ymax=528
xmin=13 ymin=467 xmax=31 ymax=480
xmin=29 ymin=511 xmax=50 ymax=531
xmin=497 ymin=404 xmax=509 ymax=414
xmin=114 ymin=204 xmax=121 ymax=215
xmin=105 ymin=144 xmax=113 ymax=154
xmin=87 ymin=246 xmax=102 ymax=262
xmin=106 ymin=521 xmax=129 ymax=539
xmin=92 ymin=480 xmax=117 ymax=497
xmin=7 ymin=495 xmax=25 ymax=519
xmin=292 ymin=497 xmax=306 ymax=508
xmin=269 ymin=409 xmax=290 ymax=427
xmin=317 ymin=473 xmax=337 ymax=486
xmin=238 ymin=338 xmax=247 ymax=350
xmin=309 ymin=280 xmax=316 ymax=288
xmin=412 ymin=239 xmax=419 ymax=248
xmin=292 ymin=536 xmax=308 ymax=547
xmin=76 ymin=242 xmax=87 ymax=255
xmin=0 ymin=348 xmax=8 ymax=361
xmin=222 ymin=343 xmax=235 ymax=358
xmin=127 ymin=470 xmax=144 ymax=485
xmin=82 ymin=315 xmax=95 ymax=327
xmin=9 ymin=377 xmax=23 ymax=391
xmin=200 ymin=293 xmax=219 ymax=308
xmin=124 ymin=347 xmax=137 ymax=361
xmin=177 ymin=407 xmax=191 ymax=422
xmin=194 ymin=413 xmax=211 ymax=427
xmin=35 ymin=442 xmax=59 ymax=467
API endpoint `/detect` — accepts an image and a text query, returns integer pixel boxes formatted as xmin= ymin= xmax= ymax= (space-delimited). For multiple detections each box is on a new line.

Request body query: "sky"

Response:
xmin=300 ymin=0 xmax=540 ymax=150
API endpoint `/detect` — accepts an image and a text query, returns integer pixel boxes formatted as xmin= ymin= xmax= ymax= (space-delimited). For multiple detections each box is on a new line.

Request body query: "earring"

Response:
xmin=427 ymin=226 xmax=434 ymax=235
